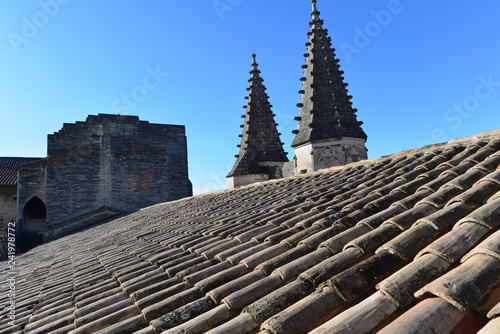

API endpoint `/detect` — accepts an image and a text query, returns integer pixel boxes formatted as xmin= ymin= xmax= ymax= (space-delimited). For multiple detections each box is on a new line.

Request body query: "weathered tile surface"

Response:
xmin=1 ymin=131 xmax=500 ymax=334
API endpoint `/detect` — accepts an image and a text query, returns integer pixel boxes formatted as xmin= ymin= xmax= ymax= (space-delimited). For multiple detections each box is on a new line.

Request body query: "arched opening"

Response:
xmin=24 ymin=196 xmax=46 ymax=221
xmin=21 ymin=196 xmax=46 ymax=252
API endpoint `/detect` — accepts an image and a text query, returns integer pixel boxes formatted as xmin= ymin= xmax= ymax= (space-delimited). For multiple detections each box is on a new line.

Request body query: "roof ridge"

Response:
xmin=448 ymin=128 xmax=500 ymax=144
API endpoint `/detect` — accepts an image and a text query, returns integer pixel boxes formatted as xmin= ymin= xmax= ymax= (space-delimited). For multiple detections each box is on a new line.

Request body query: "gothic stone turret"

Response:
xmin=291 ymin=0 xmax=368 ymax=174
xmin=227 ymin=54 xmax=289 ymax=189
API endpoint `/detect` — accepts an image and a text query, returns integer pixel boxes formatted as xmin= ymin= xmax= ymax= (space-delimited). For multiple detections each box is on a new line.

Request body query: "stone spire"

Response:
xmin=291 ymin=0 xmax=367 ymax=173
xmin=227 ymin=54 xmax=289 ymax=189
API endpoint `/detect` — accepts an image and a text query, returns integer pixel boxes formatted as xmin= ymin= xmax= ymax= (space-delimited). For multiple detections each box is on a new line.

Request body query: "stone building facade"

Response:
xmin=0 ymin=158 xmax=45 ymax=257
xmin=0 ymin=114 xmax=192 ymax=256
xmin=17 ymin=159 xmax=47 ymax=249
xmin=45 ymin=114 xmax=191 ymax=225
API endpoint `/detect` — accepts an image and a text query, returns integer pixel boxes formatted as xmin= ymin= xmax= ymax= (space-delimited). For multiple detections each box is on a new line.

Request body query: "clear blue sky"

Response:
xmin=1 ymin=0 xmax=500 ymax=195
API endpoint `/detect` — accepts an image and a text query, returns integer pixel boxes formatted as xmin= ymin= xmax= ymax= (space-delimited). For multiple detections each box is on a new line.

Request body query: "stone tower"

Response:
xmin=46 ymin=114 xmax=192 ymax=225
xmin=227 ymin=54 xmax=289 ymax=189
xmin=291 ymin=0 xmax=367 ymax=174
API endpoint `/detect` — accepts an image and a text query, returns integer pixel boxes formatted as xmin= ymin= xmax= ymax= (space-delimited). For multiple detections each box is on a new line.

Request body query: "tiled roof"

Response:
xmin=0 ymin=157 xmax=44 ymax=186
xmin=2 ymin=130 xmax=500 ymax=334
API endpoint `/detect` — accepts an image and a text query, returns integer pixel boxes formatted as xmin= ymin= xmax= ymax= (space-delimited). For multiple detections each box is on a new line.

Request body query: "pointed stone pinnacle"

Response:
xmin=227 ymin=55 xmax=288 ymax=179
xmin=312 ymin=0 xmax=317 ymax=11
xmin=311 ymin=0 xmax=320 ymax=19
xmin=292 ymin=0 xmax=367 ymax=148
xmin=250 ymin=54 xmax=260 ymax=79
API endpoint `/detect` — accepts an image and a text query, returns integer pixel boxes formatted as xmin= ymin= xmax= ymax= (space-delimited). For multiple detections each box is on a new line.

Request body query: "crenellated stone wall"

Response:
xmin=45 ymin=114 xmax=192 ymax=225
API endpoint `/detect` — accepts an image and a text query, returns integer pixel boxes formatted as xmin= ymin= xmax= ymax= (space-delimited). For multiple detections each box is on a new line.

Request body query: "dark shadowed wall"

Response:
xmin=45 ymin=114 xmax=192 ymax=225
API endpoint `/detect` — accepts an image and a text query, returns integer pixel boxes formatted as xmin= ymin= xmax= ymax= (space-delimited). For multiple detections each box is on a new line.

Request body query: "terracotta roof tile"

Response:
xmin=377 ymin=298 xmax=468 ymax=334
xmin=415 ymin=231 xmax=500 ymax=312
xmin=226 ymin=243 xmax=270 ymax=265
xmin=426 ymin=224 xmax=485 ymax=265
xmin=207 ymin=271 xmax=266 ymax=304
xmin=300 ymin=247 xmax=364 ymax=288
xmin=456 ymin=197 xmax=500 ymax=230
xmin=320 ymin=224 xmax=371 ymax=253
xmin=487 ymin=301 xmax=500 ymax=318
xmin=419 ymin=201 xmax=479 ymax=229
xmin=299 ymin=223 xmax=346 ymax=249
xmin=377 ymin=253 xmax=451 ymax=308
xmin=378 ymin=223 xmax=441 ymax=261
xmin=261 ymin=285 xmax=344 ymax=334
xmin=477 ymin=318 xmax=500 ymax=334
xmin=309 ymin=291 xmax=397 ymax=334
xmin=195 ymin=264 xmax=250 ymax=294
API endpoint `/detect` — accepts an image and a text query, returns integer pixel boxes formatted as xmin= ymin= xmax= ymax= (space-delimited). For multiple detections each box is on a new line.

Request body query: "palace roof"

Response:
xmin=2 ymin=129 xmax=500 ymax=334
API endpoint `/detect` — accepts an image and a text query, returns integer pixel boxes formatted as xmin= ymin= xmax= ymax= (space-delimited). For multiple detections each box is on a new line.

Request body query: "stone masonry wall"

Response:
xmin=46 ymin=114 xmax=192 ymax=226
xmin=0 ymin=186 xmax=17 ymax=257
xmin=17 ymin=159 xmax=47 ymax=226
xmin=0 ymin=186 xmax=17 ymax=226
